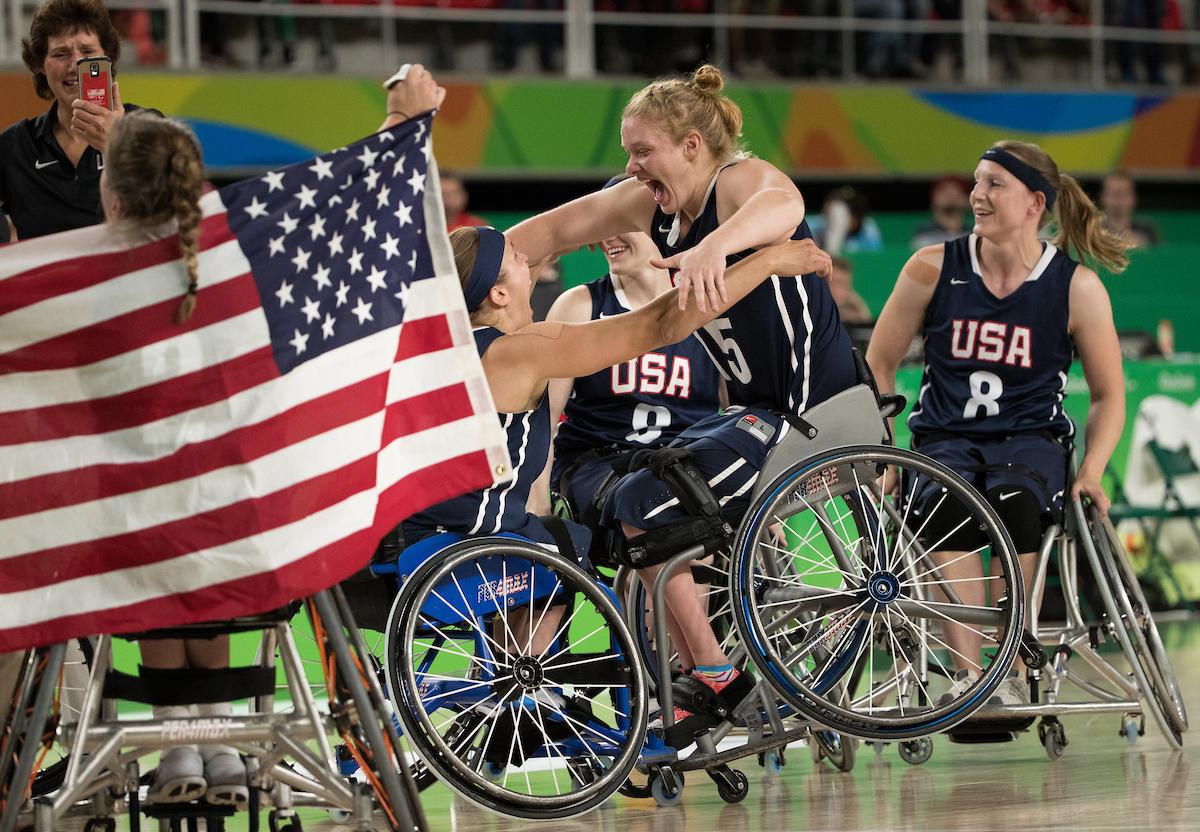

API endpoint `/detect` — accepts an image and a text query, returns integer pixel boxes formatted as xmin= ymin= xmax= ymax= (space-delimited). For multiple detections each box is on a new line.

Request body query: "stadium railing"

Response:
xmin=1 ymin=0 xmax=1199 ymax=85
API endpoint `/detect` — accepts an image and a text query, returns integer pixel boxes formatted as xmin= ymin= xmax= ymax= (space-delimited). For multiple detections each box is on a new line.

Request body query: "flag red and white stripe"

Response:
xmin=0 ymin=130 xmax=509 ymax=652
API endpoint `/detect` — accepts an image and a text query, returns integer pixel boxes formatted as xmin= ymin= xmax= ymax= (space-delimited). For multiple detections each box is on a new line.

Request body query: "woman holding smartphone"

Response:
xmin=0 ymin=0 xmax=156 ymax=241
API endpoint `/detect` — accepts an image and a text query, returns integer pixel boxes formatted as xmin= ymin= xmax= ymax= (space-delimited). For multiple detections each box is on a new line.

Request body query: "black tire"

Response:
xmin=729 ymin=446 xmax=1024 ymax=739
xmin=386 ymin=538 xmax=647 ymax=819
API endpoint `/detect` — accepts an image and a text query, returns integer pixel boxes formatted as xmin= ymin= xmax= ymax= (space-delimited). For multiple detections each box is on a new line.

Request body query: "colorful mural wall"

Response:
xmin=4 ymin=72 xmax=1199 ymax=175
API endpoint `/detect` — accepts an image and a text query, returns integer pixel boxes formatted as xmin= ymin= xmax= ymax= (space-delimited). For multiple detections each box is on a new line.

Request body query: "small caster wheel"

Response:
xmin=762 ymin=749 xmax=784 ymax=776
xmin=1038 ymin=718 xmax=1067 ymax=761
xmin=328 ymin=810 xmax=352 ymax=823
xmin=1119 ymin=714 xmax=1143 ymax=747
xmin=898 ymin=737 xmax=933 ymax=766
xmin=268 ymin=811 xmax=303 ymax=832
xmin=650 ymin=772 xmax=683 ymax=807
xmin=711 ymin=767 xmax=749 ymax=804
xmin=814 ymin=730 xmax=856 ymax=772
xmin=482 ymin=761 xmax=505 ymax=782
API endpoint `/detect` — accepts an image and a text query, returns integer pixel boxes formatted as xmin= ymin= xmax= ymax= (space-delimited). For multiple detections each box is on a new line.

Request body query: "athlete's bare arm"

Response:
xmin=867 ymin=244 xmax=945 ymax=397
xmin=485 ymin=240 xmax=830 ymax=412
xmin=1067 ymin=267 xmax=1125 ymax=516
xmin=508 ymin=179 xmax=657 ymax=267
xmin=527 ymin=285 xmax=592 ymax=515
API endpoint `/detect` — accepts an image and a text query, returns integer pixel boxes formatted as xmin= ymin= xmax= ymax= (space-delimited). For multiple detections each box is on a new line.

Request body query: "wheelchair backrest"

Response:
xmin=752 ymin=384 xmax=888 ymax=501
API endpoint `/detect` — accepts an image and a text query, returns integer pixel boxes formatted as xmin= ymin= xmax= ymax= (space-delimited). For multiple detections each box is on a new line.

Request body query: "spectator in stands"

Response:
xmin=257 ymin=2 xmax=293 ymax=68
xmin=911 ymin=175 xmax=972 ymax=249
xmin=1110 ymin=0 xmax=1166 ymax=84
xmin=0 ymin=0 xmax=159 ymax=241
xmin=856 ymin=0 xmax=927 ymax=77
xmin=830 ymin=256 xmax=873 ymax=324
xmin=442 ymin=172 xmax=487 ymax=231
xmin=1101 ymin=169 xmax=1160 ymax=247
xmin=988 ymin=0 xmax=1037 ymax=79
xmin=809 ymin=186 xmax=885 ymax=254
xmin=496 ymin=0 xmax=559 ymax=72
xmin=112 ymin=8 xmax=164 ymax=65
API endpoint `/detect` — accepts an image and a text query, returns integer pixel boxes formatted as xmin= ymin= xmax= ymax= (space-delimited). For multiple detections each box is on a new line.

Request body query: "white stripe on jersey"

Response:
xmin=491 ymin=410 xmax=533 ymax=533
xmin=771 ymin=276 xmax=801 ymax=412
xmin=795 ymin=277 xmax=814 ymax=413
xmin=471 ymin=413 xmax=513 ymax=533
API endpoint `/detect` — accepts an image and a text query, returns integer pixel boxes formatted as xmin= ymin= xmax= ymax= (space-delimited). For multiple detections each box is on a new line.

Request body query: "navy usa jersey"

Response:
xmin=650 ymin=165 xmax=856 ymax=414
xmin=551 ymin=274 xmax=722 ymax=480
xmin=908 ymin=233 xmax=1076 ymax=440
xmin=405 ymin=327 xmax=590 ymax=552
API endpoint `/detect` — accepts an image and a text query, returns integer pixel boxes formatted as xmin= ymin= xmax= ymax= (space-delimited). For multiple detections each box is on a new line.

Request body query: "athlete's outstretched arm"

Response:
xmin=507 ymin=178 xmax=656 ymax=267
xmin=866 ymin=245 xmax=943 ymax=399
xmin=527 ymin=286 xmax=591 ymax=515
xmin=1068 ymin=267 xmax=1125 ymax=516
xmin=484 ymin=239 xmax=831 ymax=412
xmin=656 ymin=159 xmax=806 ymax=313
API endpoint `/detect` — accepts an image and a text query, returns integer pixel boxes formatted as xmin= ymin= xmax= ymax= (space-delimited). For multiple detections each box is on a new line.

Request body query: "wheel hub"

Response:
xmin=512 ymin=656 xmax=545 ymax=690
xmin=866 ymin=571 xmax=901 ymax=604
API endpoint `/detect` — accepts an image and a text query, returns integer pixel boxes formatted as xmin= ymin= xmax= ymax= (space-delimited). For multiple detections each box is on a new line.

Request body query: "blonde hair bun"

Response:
xmin=691 ymin=64 xmax=725 ymax=96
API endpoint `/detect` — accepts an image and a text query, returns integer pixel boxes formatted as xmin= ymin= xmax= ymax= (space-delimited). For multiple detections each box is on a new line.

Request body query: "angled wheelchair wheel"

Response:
xmin=730 ymin=446 xmax=1024 ymax=740
xmin=386 ymin=538 xmax=647 ymax=819
xmin=1076 ymin=501 xmax=1187 ymax=745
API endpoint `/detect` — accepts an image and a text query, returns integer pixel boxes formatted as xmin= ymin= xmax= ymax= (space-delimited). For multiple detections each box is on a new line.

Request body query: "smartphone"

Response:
xmin=76 ymin=56 xmax=113 ymax=110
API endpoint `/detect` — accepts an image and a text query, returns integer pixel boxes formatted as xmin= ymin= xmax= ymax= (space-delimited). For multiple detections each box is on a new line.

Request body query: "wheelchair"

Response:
xmin=0 ymin=590 xmax=424 ymax=832
xmin=362 ymin=372 xmax=1032 ymax=816
xmin=897 ymin=492 xmax=1188 ymax=762
xmin=623 ymin=382 xmax=1032 ymax=747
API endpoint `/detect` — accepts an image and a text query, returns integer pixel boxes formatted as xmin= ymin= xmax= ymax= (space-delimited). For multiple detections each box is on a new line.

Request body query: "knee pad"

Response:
xmin=914 ymin=484 xmax=988 ymax=552
xmin=611 ymin=517 xmax=732 ymax=569
xmin=985 ymin=486 xmax=1046 ymax=553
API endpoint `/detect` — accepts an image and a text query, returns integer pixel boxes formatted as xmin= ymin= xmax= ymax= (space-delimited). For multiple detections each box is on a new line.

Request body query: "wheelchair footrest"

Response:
xmin=946 ymin=716 xmax=1036 ymax=744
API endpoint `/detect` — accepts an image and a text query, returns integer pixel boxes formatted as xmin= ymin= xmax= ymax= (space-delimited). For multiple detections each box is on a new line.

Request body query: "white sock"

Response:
xmin=195 ymin=701 xmax=237 ymax=761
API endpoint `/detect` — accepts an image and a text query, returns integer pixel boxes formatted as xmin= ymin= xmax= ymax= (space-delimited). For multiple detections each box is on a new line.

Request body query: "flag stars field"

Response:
xmin=0 ymin=114 xmax=509 ymax=655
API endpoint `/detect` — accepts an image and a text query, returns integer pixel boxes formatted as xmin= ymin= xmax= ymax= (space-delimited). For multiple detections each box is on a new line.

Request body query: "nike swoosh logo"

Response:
xmin=950 ymin=279 xmax=968 ymax=285
xmin=598 ymin=312 xmax=622 ymax=319
xmin=999 ymin=491 xmax=1020 ymax=501
xmin=658 ymin=225 xmax=672 ymax=234
xmin=34 ymin=160 xmax=58 ymax=169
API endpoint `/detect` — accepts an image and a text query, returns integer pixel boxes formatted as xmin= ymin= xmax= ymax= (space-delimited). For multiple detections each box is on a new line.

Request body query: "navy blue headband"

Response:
xmin=980 ymin=148 xmax=1056 ymax=212
xmin=464 ymin=226 xmax=506 ymax=313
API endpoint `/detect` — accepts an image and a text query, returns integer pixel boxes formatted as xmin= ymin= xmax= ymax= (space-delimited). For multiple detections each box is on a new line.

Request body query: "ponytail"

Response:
xmin=1053 ymin=174 xmax=1130 ymax=274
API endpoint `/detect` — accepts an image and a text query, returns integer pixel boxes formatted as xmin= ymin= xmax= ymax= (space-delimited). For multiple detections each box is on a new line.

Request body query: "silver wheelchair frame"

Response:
xmin=0 ymin=588 xmax=425 ymax=832
xmin=956 ymin=495 xmax=1189 ymax=758
xmin=617 ymin=383 xmax=1030 ymax=794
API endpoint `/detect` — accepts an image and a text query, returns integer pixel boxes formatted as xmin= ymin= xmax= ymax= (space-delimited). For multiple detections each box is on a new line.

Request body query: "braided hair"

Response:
xmin=103 ymin=110 xmax=204 ymax=322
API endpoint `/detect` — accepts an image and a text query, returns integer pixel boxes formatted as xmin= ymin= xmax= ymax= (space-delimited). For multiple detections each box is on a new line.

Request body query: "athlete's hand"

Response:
xmin=71 ymin=80 xmax=124 ymax=152
xmin=1072 ymin=468 xmax=1110 ymax=517
xmin=653 ymin=240 xmax=728 ymax=313
xmin=771 ymin=238 xmax=833 ymax=281
xmin=383 ymin=64 xmax=446 ymax=127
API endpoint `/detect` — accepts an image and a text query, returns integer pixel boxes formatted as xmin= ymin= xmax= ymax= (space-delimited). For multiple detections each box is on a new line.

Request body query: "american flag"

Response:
xmin=0 ymin=115 xmax=510 ymax=652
